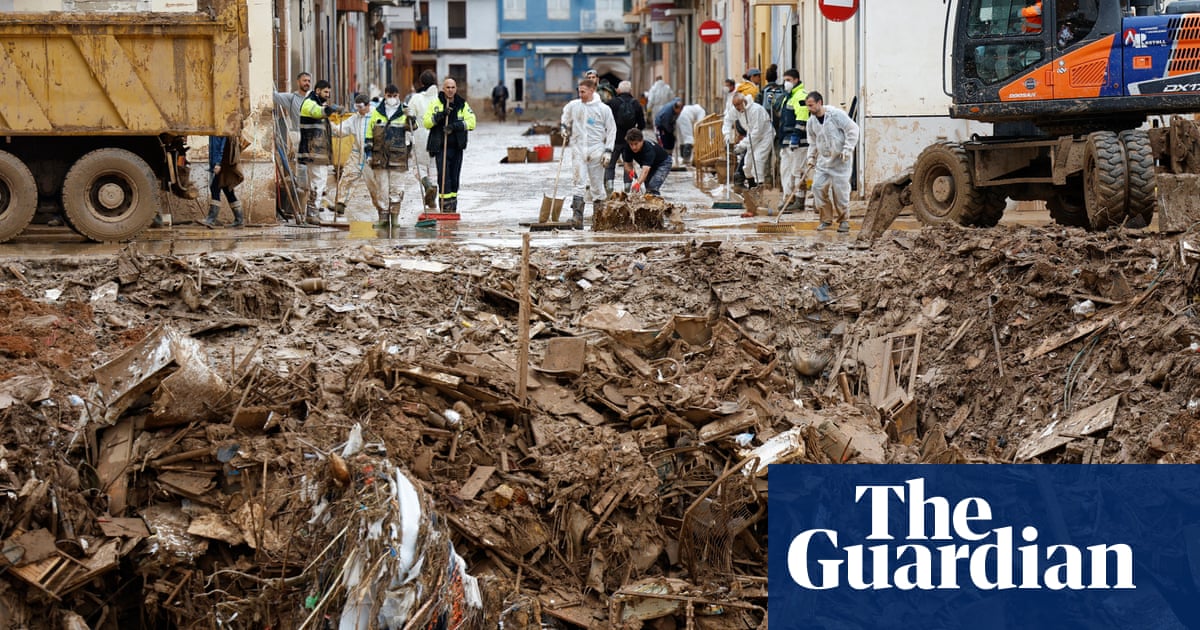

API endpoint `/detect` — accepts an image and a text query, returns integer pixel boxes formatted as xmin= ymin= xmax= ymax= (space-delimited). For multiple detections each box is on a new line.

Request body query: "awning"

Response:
xmin=588 ymin=57 xmax=632 ymax=81
xmin=535 ymin=45 xmax=579 ymax=55
xmin=581 ymin=45 xmax=628 ymax=54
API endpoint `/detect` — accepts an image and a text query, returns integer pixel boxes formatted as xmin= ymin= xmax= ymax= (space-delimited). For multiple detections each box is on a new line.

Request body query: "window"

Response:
xmin=448 ymin=1 xmax=466 ymax=38
xmin=548 ymin=0 xmax=569 ymax=21
xmin=968 ymin=43 xmax=1043 ymax=84
xmin=504 ymin=0 xmax=525 ymax=21
xmin=450 ymin=64 xmax=468 ymax=97
xmin=545 ymin=58 xmax=573 ymax=93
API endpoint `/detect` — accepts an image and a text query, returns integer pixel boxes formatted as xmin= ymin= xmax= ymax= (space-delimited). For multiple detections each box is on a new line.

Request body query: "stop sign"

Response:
xmin=818 ymin=0 xmax=858 ymax=22
xmin=698 ymin=20 xmax=723 ymax=45
xmin=383 ymin=42 xmax=394 ymax=60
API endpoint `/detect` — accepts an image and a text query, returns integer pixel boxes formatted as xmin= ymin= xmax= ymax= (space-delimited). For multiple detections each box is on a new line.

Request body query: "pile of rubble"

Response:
xmin=1 ymin=226 xmax=1198 ymax=628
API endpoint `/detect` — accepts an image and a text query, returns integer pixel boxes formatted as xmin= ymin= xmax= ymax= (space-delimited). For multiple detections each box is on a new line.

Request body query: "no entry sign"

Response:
xmin=699 ymin=20 xmax=723 ymax=44
xmin=818 ymin=0 xmax=858 ymax=22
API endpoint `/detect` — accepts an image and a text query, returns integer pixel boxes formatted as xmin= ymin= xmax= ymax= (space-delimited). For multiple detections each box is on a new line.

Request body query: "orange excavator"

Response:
xmin=899 ymin=0 xmax=1200 ymax=230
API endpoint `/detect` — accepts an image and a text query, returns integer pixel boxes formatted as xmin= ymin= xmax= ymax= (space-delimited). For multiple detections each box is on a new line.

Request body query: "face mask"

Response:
xmin=385 ymin=97 xmax=400 ymax=108
xmin=784 ymin=80 xmax=795 ymax=91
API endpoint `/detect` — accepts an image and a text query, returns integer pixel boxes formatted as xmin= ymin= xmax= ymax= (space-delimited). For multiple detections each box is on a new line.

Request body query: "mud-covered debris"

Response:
xmin=594 ymin=192 xmax=683 ymax=231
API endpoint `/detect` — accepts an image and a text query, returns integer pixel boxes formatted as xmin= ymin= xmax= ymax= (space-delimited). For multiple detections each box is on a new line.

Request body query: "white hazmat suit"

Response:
xmin=724 ymin=101 xmax=774 ymax=185
xmin=406 ymin=84 xmax=440 ymax=208
xmin=676 ymin=104 xmax=706 ymax=146
xmin=805 ymin=105 xmax=860 ymax=225
xmin=561 ymin=91 xmax=617 ymax=205
xmin=331 ymin=110 xmax=378 ymax=223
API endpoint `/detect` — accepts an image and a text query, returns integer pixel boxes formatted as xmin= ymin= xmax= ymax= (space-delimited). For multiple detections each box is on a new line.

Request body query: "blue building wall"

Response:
xmin=498 ymin=0 xmax=629 ymax=105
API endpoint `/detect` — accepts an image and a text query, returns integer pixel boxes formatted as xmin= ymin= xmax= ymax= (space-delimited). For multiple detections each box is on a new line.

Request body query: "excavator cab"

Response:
xmin=950 ymin=0 xmax=1200 ymax=131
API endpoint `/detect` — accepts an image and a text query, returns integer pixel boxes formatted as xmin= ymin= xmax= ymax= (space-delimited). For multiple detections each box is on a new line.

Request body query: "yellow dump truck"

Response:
xmin=0 ymin=0 xmax=248 ymax=242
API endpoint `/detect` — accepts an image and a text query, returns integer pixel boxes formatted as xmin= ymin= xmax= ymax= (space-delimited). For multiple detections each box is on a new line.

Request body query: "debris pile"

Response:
xmin=1 ymin=226 xmax=1199 ymax=627
xmin=594 ymin=193 xmax=683 ymax=232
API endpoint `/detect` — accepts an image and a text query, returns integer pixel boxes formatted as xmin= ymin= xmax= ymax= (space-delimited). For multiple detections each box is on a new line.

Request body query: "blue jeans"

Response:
xmin=646 ymin=156 xmax=672 ymax=195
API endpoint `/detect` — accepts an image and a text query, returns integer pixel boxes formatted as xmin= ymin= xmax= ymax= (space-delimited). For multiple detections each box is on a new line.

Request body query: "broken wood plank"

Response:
xmin=458 ymin=466 xmax=497 ymax=501
xmin=96 ymin=419 xmax=135 ymax=515
xmin=1022 ymin=316 xmax=1114 ymax=363
xmin=1016 ymin=394 xmax=1120 ymax=461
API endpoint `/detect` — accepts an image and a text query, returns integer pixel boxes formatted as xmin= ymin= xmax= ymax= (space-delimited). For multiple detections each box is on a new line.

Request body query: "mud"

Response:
xmin=0 ymin=225 xmax=1198 ymax=628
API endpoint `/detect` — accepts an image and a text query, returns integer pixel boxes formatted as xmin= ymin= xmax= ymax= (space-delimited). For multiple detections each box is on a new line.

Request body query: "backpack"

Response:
xmin=613 ymin=96 xmax=639 ymax=130
xmin=761 ymin=84 xmax=785 ymax=127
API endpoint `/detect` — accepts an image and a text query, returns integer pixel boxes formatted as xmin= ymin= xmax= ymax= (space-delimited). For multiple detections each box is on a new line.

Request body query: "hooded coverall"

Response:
xmin=725 ymin=101 xmax=775 ymax=186
xmin=406 ymin=84 xmax=441 ymax=208
xmin=805 ymin=105 xmax=860 ymax=225
xmin=675 ymin=104 xmax=706 ymax=163
xmin=331 ymin=111 xmax=379 ymax=223
xmin=561 ymin=91 xmax=617 ymax=213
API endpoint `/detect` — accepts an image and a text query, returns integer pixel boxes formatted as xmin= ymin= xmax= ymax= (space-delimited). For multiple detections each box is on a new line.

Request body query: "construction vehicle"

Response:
xmin=899 ymin=0 xmax=1200 ymax=230
xmin=0 ymin=0 xmax=248 ymax=243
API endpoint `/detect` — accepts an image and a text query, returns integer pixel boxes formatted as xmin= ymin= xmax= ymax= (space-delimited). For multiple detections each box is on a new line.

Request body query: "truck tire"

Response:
xmin=1046 ymin=189 xmax=1090 ymax=228
xmin=62 ymin=148 xmax=160 ymax=242
xmin=0 ymin=150 xmax=38 ymax=243
xmin=1083 ymin=131 xmax=1127 ymax=230
xmin=911 ymin=142 xmax=993 ymax=226
xmin=1119 ymin=129 xmax=1155 ymax=227
xmin=972 ymin=189 xmax=1008 ymax=227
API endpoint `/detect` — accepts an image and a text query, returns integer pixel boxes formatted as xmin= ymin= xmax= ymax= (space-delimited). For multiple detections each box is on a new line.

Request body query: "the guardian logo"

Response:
xmin=787 ymin=478 xmax=1135 ymax=591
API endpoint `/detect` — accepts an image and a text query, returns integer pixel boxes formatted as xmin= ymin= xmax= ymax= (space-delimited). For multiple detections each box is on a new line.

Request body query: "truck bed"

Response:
xmin=0 ymin=0 xmax=246 ymax=137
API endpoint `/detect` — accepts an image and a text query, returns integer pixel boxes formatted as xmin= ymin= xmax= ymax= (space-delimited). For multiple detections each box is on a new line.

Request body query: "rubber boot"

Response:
xmin=571 ymin=196 xmax=584 ymax=230
xmin=443 ymin=198 xmax=458 ymax=214
xmin=203 ymin=201 xmax=221 ymax=228
xmin=374 ymin=208 xmax=390 ymax=229
xmin=229 ymin=200 xmax=244 ymax=228
xmin=422 ymin=177 xmax=438 ymax=209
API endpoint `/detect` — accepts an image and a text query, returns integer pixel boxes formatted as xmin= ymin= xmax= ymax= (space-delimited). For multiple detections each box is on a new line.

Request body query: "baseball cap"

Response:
xmin=747 ymin=68 xmax=761 ymax=76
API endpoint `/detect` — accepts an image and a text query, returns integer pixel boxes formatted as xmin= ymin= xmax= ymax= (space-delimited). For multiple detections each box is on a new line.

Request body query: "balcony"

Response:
xmin=409 ymin=26 xmax=436 ymax=52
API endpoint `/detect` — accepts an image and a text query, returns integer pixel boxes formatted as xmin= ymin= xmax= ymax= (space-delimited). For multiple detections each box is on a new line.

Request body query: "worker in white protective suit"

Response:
xmin=329 ymin=94 xmax=380 ymax=223
xmin=675 ymin=103 xmax=706 ymax=165
xmin=405 ymin=69 xmax=440 ymax=210
xmin=804 ymin=90 xmax=860 ymax=233
xmin=560 ymin=78 xmax=616 ymax=229
xmin=645 ymin=76 xmax=673 ymax=132
xmin=723 ymin=93 xmax=774 ymax=190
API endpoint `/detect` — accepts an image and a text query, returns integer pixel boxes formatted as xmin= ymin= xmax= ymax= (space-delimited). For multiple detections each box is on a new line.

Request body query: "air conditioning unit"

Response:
xmin=604 ymin=19 xmax=617 ymax=31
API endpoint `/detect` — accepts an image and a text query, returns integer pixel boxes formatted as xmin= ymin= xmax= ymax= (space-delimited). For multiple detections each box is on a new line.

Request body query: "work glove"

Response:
xmin=841 ymin=149 xmax=853 ymax=162
xmin=560 ymin=125 xmax=572 ymax=142
xmin=806 ymin=156 xmax=816 ymax=169
xmin=601 ymin=150 xmax=612 ymax=168
xmin=452 ymin=120 xmax=466 ymax=132
xmin=627 ymin=170 xmax=637 ymax=181
xmin=632 ymin=182 xmax=642 ymax=193
xmin=433 ymin=111 xmax=447 ymax=127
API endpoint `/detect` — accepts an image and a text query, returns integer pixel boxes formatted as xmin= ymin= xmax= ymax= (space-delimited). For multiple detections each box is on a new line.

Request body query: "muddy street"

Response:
xmin=6 ymin=118 xmax=1058 ymax=253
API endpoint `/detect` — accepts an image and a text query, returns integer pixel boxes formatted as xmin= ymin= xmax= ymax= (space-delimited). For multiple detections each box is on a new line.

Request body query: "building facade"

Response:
xmin=499 ymin=0 xmax=631 ymax=107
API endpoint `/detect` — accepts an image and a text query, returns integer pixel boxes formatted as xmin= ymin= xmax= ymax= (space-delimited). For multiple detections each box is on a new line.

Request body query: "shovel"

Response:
xmin=539 ymin=145 xmax=566 ymax=223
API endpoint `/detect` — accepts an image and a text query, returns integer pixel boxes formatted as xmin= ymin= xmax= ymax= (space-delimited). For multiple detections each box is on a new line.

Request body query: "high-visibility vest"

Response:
xmin=368 ymin=104 xmax=408 ymax=168
xmin=299 ymin=95 xmax=330 ymax=164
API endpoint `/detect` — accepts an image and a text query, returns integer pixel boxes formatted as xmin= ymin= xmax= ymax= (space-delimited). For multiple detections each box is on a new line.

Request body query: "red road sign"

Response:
xmin=383 ymin=41 xmax=394 ymax=60
xmin=699 ymin=20 xmax=723 ymax=45
xmin=818 ymin=0 xmax=858 ymax=22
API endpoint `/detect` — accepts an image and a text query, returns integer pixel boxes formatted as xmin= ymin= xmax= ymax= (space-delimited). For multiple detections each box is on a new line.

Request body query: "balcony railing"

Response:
xmin=410 ymin=26 xmax=436 ymax=52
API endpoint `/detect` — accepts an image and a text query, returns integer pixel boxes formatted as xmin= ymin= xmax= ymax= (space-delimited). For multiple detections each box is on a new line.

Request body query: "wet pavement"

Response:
xmin=0 ymin=119 xmax=1055 ymax=258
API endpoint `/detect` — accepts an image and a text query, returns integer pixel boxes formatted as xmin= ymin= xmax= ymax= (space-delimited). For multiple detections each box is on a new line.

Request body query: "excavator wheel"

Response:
xmin=1120 ymin=129 xmax=1156 ymax=228
xmin=0 ymin=150 xmax=38 ymax=243
xmin=972 ymin=189 xmax=1008 ymax=228
xmin=911 ymin=141 xmax=996 ymax=226
xmin=62 ymin=148 xmax=160 ymax=242
xmin=1083 ymin=131 xmax=1128 ymax=230
xmin=1046 ymin=187 xmax=1090 ymax=228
